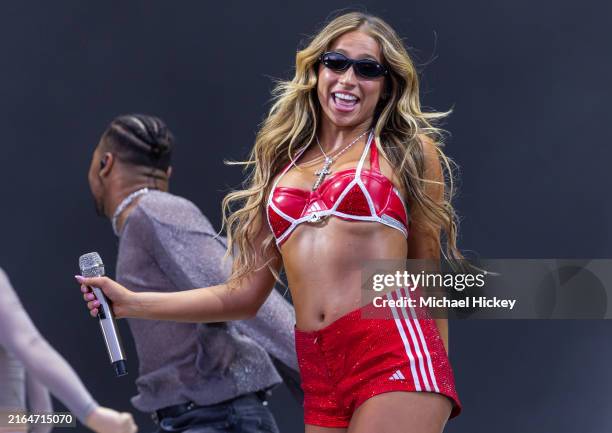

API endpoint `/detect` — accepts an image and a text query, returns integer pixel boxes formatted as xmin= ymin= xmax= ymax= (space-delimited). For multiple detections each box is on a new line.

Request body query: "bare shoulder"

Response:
xmin=376 ymin=134 xmax=442 ymax=196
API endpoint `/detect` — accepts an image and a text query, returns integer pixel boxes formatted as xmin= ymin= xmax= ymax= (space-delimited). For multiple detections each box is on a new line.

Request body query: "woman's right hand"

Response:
xmin=75 ymin=275 xmax=136 ymax=319
xmin=85 ymin=406 xmax=137 ymax=433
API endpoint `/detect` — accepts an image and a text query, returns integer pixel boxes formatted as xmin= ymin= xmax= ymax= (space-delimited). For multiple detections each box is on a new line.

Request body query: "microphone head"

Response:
xmin=79 ymin=252 xmax=105 ymax=278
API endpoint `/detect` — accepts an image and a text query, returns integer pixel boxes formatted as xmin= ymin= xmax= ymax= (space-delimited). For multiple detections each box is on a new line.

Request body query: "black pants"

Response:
xmin=152 ymin=393 xmax=280 ymax=433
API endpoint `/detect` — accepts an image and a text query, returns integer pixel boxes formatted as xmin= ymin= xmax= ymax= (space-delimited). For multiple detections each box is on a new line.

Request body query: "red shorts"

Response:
xmin=295 ymin=288 xmax=462 ymax=428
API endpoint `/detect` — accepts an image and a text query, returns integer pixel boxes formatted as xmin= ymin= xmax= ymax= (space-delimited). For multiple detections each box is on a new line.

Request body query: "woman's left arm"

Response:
xmin=406 ymin=135 xmax=449 ymax=353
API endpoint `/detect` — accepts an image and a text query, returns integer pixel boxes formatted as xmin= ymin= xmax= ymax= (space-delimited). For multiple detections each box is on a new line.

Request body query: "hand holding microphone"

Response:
xmin=76 ymin=274 xmax=134 ymax=319
xmin=74 ymin=262 xmax=134 ymax=319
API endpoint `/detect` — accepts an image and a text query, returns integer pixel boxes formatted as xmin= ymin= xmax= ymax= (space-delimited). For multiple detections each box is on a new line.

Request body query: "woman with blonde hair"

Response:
xmin=77 ymin=12 xmax=462 ymax=433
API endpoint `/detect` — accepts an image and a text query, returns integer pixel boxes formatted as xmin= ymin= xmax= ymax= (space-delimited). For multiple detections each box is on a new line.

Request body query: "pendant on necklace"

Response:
xmin=313 ymin=157 xmax=333 ymax=191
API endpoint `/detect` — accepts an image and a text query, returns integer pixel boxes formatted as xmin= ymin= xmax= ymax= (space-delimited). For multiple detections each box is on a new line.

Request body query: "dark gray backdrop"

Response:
xmin=0 ymin=1 xmax=610 ymax=432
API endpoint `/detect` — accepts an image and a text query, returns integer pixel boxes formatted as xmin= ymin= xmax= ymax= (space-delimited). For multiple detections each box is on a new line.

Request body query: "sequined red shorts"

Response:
xmin=295 ymin=288 xmax=462 ymax=428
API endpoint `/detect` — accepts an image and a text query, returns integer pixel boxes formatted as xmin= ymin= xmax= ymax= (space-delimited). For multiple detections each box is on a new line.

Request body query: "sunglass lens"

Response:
xmin=322 ymin=52 xmax=349 ymax=71
xmin=356 ymin=61 xmax=385 ymax=78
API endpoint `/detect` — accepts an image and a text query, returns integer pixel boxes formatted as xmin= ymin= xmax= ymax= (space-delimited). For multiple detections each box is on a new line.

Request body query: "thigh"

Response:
xmin=347 ymin=392 xmax=452 ymax=433
xmin=305 ymin=425 xmax=347 ymax=433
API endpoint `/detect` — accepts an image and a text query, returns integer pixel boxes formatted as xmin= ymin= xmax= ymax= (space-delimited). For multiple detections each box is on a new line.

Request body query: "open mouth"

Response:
xmin=332 ymin=91 xmax=360 ymax=111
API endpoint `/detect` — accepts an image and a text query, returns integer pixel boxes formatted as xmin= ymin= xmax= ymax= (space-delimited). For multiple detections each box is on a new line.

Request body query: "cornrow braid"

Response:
xmin=102 ymin=114 xmax=174 ymax=170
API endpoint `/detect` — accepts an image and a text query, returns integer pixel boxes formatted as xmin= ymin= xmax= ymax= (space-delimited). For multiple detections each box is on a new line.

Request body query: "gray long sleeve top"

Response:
xmin=116 ymin=191 xmax=298 ymax=413
xmin=0 ymin=268 xmax=98 ymax=424
xmin=0 ymin=348 xmax=54 ymax=433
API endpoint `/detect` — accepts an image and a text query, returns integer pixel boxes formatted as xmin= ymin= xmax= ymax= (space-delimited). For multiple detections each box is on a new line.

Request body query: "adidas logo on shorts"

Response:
xmin=388 ymin=369 xmax=406 ymax=381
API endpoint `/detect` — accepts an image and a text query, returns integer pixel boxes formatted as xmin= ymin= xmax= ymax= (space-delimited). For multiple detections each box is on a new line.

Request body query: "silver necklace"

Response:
xmin=111 ymin=187 xmax=151 ymax=236
xmin=312 ymin=129 xmax=370 ymax=190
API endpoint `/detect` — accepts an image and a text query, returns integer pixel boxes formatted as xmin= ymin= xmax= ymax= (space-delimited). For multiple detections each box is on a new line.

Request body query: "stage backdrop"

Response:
xmin=0 ymin=1 xmax=610 ymax=432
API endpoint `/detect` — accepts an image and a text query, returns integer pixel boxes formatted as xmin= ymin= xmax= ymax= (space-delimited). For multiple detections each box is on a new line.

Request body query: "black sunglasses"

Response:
xmin=319 ymin=51 xmax=388 ymax=78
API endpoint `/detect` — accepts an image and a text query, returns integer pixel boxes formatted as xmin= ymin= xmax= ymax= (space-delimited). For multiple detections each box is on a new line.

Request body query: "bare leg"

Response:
xmin=347 ymin=392 xmax=452 ymax=433
xmin=306 ymin=424 xmax=347 ymax=433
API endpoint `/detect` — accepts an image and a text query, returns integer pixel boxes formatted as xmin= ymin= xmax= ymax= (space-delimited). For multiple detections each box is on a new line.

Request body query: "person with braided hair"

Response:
xmin=84 ymin=114 xmax=299 ymax=433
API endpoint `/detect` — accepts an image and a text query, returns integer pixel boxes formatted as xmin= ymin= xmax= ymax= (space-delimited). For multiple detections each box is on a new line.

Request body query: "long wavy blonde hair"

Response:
xmin=222 ymin=12 xmax=462 ymax=285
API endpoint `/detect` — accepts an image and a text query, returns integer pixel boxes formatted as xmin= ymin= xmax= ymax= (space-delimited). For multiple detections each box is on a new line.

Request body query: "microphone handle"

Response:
xmin=91 ymin=285 xmax=128 ymax=376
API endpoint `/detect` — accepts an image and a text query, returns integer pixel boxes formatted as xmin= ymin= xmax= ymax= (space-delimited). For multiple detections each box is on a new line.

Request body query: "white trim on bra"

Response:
xmin=267 ymin=132 xmax=408 ymax=246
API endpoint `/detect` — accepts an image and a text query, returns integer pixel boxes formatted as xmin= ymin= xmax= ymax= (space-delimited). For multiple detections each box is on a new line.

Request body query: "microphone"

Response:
xmin=78 ymin=252 xmax=128 ymax=377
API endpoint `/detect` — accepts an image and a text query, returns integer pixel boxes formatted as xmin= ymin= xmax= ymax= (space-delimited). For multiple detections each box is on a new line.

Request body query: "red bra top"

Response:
xmin=266 ymin=133 xmax=409 ymax=247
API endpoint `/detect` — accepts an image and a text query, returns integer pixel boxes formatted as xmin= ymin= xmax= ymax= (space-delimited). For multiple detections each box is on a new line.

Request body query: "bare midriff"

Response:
xmin=281 ymin=217 xmax=407 ymax=331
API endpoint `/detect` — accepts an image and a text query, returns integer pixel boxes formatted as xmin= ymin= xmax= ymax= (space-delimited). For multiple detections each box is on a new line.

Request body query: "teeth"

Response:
xmin=334 ymin=92 xmax=357 ymax=101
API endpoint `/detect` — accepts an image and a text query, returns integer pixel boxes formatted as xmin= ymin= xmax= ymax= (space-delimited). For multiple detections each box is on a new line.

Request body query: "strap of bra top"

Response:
xmin=369 ymin=136 xmax=382 ymax=173
xmin=355 ymin=131 xmax=374 ymax=177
